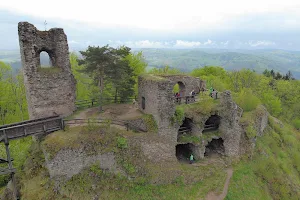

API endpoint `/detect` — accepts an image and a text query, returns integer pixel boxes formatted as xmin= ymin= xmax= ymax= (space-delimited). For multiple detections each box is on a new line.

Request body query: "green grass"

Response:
xmin=0 ymin=137 xmax=33 ymax=187
xmin=17 ymin=123 xmax=231 ymax=200
xmin=201 ymin=130 xmax=221 ymax=140
xmin=178 ymin=135 xmax=201 ymax=144
xmin=23 ymin=162 xmax=227 ymax=200
xmin=227 ymin=119 xmax=300 ymax=200
xmin=42 ymin=125 xmax=126 ymax=160
xmin=226 ymin=162 xmax=272 ymax=200
xmin=179 ymin=98 xmax=220 ymax=117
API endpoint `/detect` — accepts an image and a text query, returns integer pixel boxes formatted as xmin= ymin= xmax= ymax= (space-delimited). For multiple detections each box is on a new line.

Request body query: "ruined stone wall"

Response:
xmin=138 ymin=76 xmax=160 ymax=118
xmin=138 ymin=75 xmax=177 ymax=142
xmin=18 ymin=22 xmax=76 ymax=119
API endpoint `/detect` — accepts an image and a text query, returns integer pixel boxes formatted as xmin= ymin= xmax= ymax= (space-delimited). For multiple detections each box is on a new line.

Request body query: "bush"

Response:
xmin=235 ymin=89 xmax=261 ymax=112
xmin=292 ymin=118 xmax=300 ymax=130
xmin=171 ymin=107 xmax=185 ymax=125
xmin=142 ymin=114 xmax=158 ymax=132
xmin=117 ymin=137 xmax=128 ymax=149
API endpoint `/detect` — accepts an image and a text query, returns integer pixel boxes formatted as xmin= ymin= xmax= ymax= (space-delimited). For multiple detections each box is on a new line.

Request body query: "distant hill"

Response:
xmin=1 ymin=48 xmax=300 ymax=79
xmin=140 ymin=49 xmax=300 ymax=78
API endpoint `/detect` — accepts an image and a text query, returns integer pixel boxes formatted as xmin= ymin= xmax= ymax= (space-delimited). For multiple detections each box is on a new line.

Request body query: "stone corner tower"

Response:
xmin=18 ymin=22 xmax=76 ymax=119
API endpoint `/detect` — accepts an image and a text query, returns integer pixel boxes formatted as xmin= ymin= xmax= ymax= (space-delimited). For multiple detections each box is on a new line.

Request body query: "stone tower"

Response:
xmin=18 ymin=22 xmax=76 ymax=119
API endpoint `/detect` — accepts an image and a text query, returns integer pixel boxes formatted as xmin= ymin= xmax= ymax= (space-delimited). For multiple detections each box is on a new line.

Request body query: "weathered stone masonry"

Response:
xmin=18 ymin=22 xmax=76 ymax=119
xmin=138 ymin=74 xmax=255 ymax=161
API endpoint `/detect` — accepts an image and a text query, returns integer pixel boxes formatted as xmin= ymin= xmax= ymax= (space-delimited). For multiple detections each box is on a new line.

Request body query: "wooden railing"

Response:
xmin=0 ymin=115 xmax=64 ymax=200
xmin=75 ymin=97 xmax=137 ymax=109
xmin=174 ymin=96 xmax=196 ymax=105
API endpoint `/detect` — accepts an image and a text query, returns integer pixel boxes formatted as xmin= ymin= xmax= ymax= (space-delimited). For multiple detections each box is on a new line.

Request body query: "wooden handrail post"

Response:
xmin=4 ymin=131 xmax=19 ymax=200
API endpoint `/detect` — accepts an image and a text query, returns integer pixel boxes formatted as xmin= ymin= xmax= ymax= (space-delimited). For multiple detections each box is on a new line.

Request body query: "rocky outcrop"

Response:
xmin=44 ymin=148 xmax=118 ymax=179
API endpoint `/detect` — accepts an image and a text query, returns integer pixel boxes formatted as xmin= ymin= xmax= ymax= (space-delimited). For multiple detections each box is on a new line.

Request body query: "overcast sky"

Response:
xmin=1 ymin=0 xmax=300 ymax=50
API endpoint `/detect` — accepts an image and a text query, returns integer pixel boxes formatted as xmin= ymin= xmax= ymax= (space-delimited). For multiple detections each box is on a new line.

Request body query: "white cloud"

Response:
xmin=220 ymin=41 xmax=229 ymax=46
xmin=248 ymin=40 xmax=276 ymax=47
xmin=203 ymin=39 xmax=214 ymax=45
xmin=1 ymin=0 xmax=300 ymax=31
xmin=107 ymin=39 xmax=221 ymax=48
xmin=174 ymin=40 xmax=202 ymax=48
xmin=69 ymin=40 xmax=78 ymax=44
xmin=112 ymin=40 xmax=164 ymax=48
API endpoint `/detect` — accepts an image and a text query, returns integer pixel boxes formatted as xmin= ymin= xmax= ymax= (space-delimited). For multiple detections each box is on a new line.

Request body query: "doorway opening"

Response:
xmin=176 ymin=143 xmax=194 ymax=162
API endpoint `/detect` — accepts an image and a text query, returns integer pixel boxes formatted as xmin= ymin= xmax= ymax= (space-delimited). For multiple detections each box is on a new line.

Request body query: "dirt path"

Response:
xmin=205 ymin=168 xmax=233 ymax=200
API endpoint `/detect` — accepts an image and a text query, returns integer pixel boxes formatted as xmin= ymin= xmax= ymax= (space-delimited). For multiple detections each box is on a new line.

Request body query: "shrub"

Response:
xmin=117 ymin=137 xmax=128 ymax=149
xmin=171 ymin=107 xmax=185 ymax=125
xmin=292 ymin=118 xmax=300 ymax=130
xmin=235 ymin=89 xmax=261 ymax=112
xmin=245 ymin=123 xmax=257 ymax=139
xmin=142 ymin=114 xmax=158 ymax=132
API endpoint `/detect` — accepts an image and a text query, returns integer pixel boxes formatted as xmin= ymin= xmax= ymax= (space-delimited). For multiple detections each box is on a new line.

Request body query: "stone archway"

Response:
xmin=173 ymin=81 xmax=186 ymax=97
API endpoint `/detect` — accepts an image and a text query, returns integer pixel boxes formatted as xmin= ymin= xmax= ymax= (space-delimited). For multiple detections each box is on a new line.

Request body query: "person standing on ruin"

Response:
xmin=209 ymin=87 xmax=213 ymax=97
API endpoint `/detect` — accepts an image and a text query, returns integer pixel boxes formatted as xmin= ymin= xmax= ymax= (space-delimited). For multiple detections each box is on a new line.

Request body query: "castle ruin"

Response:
xmin=18 ymin=22 xmax=76 ymax=119
xmin=138 ymin=74 xmax=248 ymax=161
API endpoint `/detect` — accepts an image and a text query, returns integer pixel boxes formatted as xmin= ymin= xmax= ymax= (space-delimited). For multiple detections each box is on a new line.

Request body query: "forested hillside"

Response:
xmin=0 ymin=47 xmax=300 ymax=199
xmin=2 ymin=48 xmax=300 ymax=79
xmin=141 ymin=49 xmax=300 ymax=79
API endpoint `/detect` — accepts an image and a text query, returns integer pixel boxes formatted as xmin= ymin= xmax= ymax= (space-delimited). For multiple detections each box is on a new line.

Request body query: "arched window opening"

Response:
xmin=204 ymin=138 xmax=225 ymax=157
xmin=203 ymin=115 xmax=221 ymax=132
xmin=173 ymin=81 xmax=185 ymax=97
xmin=39 ymin=51 xmax=52 ymax=67
xmin=174 ymin=81 xmax=186 ymax=104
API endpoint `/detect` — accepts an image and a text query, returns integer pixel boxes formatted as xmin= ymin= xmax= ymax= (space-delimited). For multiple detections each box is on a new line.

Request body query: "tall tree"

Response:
xmin=125 ymin=51 xmax=147 ymax=96
xmin=78 ymin=45 xmax=113 ymax=111
xmin=106 ymin=46 xmax=135 ymax=102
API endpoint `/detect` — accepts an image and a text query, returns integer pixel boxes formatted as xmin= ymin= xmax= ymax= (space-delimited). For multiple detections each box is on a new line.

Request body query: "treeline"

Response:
xmin=190 ymin=66 xmax=300 ymax=129
xmin=0 ymin=61 xmax=28 ymax=125
xmin=263 ymin=69 xmax=295 ymax=80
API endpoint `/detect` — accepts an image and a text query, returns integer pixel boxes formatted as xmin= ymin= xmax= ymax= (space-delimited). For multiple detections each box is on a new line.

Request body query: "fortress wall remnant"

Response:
xmin=138 ymin=75 xmax=178 ymax=142
xmin=138 ymin=74 xmax=244 ymax=161
xmin=161 ymin=75 xmax=202 ymax=95
xmin=18 ymin=22 xmax=76 ymax=119
xmin=138 ymin=74 xmax=203 ymax=143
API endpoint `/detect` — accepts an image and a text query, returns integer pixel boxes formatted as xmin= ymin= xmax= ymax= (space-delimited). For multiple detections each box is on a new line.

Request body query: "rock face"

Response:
xmin=18 ymin=22 xmax=76 ymax=119
xmin=45 ymin=149 xmax=117 ymax=179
